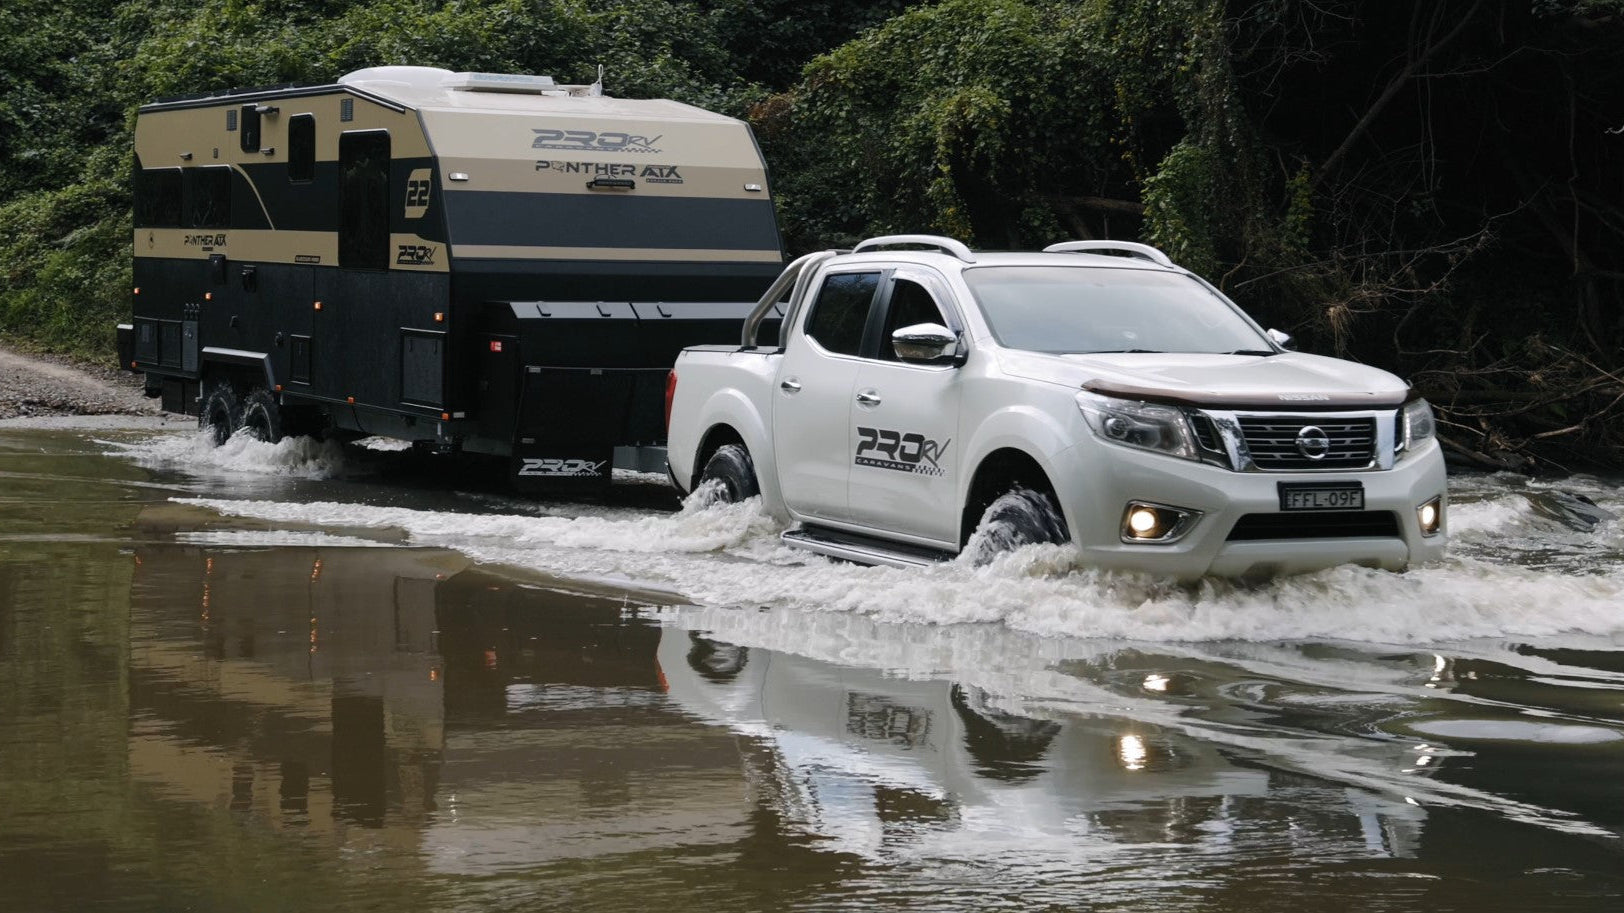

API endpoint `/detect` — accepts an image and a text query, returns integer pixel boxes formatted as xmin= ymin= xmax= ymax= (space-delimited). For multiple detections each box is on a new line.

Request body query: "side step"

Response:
xmin=781 ymin=525 xmax=955 ymax=569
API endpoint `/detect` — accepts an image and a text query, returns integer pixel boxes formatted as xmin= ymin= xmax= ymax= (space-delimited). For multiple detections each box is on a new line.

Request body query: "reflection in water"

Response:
xmin=2 ymin=425 xmax=1624 ymax=911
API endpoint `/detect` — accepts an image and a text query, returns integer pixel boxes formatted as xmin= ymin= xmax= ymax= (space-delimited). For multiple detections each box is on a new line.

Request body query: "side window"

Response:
xmin=240 ymin=104 xmax=261 ymax=153
xmin=339 ymin=131 xmax=391 ymax=270
xmin=880 ymin=279 xmax=949 ymax=362
xmin=803 ymin=272 xmax=880 ymax=356
xmin=186 ymin=166 xmax=232 ymax=229
xmin=288 ymin=115 xmax=315 ymax=182
xmin=134 ymin=168 xmax=183 ymax=227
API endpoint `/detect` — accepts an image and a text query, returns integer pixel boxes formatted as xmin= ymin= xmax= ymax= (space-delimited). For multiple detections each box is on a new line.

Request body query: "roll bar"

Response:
xmin=1042 ymin=240 xmax=1174 ymax=267
xmin=741 ymin=250 xmax=840 ymax=347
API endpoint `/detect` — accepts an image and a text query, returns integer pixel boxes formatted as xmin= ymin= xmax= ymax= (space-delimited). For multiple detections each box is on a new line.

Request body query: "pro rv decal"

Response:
xmin=531 ymin=129 xmax=663 ymax=154
xmin=855 ymin=427 xmax=951 ymax=477
xmin=396 ymin=244 xmax=437 ymax=266
xmin=518 ymin=458 xmax=606 ymax=477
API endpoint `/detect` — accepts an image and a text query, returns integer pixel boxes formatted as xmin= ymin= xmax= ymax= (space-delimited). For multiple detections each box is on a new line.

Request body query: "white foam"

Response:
xmin=177 ymin=480 xmax=1624 ymax=644
xmin=112 ymin=428 xmax=350 ymax=479
xmin=173 ymin=529 xmax=386 ymax=549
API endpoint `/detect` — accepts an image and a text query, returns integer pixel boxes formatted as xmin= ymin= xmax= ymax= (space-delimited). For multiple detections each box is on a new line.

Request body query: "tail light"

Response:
xmin=664 ymin=370 xmax=677 ymax=433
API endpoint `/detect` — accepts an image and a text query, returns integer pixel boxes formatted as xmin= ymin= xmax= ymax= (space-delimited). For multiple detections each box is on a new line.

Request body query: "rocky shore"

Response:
xmin=0 ymin=344 xmax=160 ymax=420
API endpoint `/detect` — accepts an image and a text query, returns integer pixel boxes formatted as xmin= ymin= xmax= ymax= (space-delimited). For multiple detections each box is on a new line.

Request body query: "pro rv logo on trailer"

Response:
xmin=518 ymin=458 xmax=607 ymax=478
xmin=854 ymin=427 xmax=951 ymax=477
xmin=396 ymin=244 xmax=437 ymax=266
xmin=531 ymin=129 xmax=663 ymax=154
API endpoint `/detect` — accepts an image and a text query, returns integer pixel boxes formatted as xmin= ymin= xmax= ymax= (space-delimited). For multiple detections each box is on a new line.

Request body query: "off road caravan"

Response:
xmin=122 ymin=66 xmax=783 ymax=488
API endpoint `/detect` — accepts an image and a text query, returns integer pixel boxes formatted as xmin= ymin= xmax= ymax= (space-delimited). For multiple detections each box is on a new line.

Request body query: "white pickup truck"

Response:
xmin=665 ymin=235 xmax=1447 ymax=580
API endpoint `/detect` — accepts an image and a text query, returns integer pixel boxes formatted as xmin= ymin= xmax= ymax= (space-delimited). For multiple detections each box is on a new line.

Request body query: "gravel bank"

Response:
xmin=0 ymin=344 xmax=162 ymax=420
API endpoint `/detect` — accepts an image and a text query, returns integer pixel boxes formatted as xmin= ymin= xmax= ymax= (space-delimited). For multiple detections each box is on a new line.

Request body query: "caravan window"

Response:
xmin=186 ymin=166 xmax=232 ymax=229
xmin=339 ymin=131 xmax=390 ymax=270
xmin=289 ymin=115 xmax=315 ymax=182
xmin=240 ymin=104 xmax=261 ymax=153
xmin=135 ymin=168 xmax=183 ymax=227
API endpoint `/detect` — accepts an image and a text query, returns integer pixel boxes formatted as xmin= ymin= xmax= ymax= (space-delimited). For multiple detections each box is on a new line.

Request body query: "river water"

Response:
xmin=2 ymin=417 xmax=1622 ymax=911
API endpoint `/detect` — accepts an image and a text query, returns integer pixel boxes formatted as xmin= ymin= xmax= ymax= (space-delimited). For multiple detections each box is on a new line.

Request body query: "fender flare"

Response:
xmin=200 ymin=347 xmax=275 ymax=391
xmin=959 ymin=404 xmax=1078 ymax=526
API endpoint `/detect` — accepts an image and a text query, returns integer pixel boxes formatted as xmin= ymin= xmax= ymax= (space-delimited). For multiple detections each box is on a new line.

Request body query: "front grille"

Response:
xmin=1238 ymin=416 xmax=1376 ymax=470
xmin=1226 ymin=511 xmax=1400 ymax=541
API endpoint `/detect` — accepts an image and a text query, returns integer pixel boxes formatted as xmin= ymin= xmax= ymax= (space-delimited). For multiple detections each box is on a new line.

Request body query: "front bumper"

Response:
xmin=1050 ymin=438 xmax=1448 ymax=581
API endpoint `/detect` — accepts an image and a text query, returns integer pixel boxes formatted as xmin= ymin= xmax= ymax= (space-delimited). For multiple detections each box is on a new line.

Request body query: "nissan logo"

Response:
xmin=1295 ymin=425 xmax=1331 ymax=460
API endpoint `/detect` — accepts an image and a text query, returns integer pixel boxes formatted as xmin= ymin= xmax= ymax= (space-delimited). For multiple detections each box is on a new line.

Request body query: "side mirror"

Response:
xmin=1266 ymin=328 xmax=1294 ymax=350
xmin=892 ymin=323 xmax=961 ymax=364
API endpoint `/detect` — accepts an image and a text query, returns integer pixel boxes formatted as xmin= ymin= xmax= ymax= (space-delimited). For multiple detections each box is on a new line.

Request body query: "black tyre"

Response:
xmin=198 ymin=382 xmax=241 ymax=447
xmin=699 ymin=443 xmax=760 ymax=503
xmin=966 ymin=487 xmax=1070 ymax=562
xmin=239 ymin=388 xmax=285 ymax=444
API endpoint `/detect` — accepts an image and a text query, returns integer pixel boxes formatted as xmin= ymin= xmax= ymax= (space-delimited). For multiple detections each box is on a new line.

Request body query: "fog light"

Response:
xmin=1128 ymin=507 xmax=1160 ymax=535
xmin=1418 ymin=497 xmax=1443 ymax=536
xmin=1120 ymin=501 xmax=1201 ymax=544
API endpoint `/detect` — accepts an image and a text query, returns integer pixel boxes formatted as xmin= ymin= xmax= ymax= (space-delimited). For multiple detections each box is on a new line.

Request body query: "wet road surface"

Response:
xmin=2 ymin=418 xmax=1622 ymax=911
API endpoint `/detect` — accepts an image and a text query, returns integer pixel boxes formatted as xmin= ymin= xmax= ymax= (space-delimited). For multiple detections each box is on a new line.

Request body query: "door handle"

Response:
xmin=855 ymin=390 xmax=882 ymax=406
xmin=780 ymin=379 xmax=802 ymax=393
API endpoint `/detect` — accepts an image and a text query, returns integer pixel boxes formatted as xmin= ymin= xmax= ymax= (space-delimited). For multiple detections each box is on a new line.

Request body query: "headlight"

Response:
xmin=1077 ymin=391 xmax=1197 ymax=460
xmin=1399 ymin=398 xmax=1436 ymax=454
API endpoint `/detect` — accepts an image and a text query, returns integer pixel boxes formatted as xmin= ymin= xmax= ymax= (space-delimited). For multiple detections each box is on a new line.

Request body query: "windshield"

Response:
xmin=963 ymin=266 xmax=1272 ymax=355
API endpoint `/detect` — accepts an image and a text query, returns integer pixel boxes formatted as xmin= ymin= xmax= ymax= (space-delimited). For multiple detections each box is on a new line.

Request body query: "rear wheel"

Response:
xmin=965 ymin=487 xmax=1070 ymax=563
xmin=239 ymin=388 xmax=284 ymax=444
xmin=699 ymin=443 xmax=759 ymax=503
xmin=198 ymin=382 xmax=241 ymax=447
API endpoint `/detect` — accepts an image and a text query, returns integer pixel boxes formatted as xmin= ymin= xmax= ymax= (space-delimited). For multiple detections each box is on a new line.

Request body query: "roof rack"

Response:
xmin=852 ymin=234 xmax=975 ymax=263
xmin=1042 ymin=240 xmax=1173 ymax=267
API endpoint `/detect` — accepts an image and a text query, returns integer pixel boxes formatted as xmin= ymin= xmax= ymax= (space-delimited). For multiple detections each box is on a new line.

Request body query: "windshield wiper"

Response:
xmin=1082 ymin=348 xmax=1165 ymax=354
xmin=1223 ymin=349 xmax=1280 ymax=357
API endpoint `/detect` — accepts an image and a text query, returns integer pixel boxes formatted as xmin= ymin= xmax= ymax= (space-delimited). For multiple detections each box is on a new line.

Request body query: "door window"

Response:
xmin=288 ymin=115 xmax=316 ymax=182
xmin=339 ymin=131 xmax=390 ymax=270
xmin=803 ymin=272 xmax=880 ymax=356
xmin=879 ymin=278 xmax=950 ymax=362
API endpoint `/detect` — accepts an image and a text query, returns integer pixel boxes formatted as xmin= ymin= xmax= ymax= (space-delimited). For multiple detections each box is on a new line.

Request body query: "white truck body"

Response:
xmin=667 ymin=237 xmax=1447 ymax=580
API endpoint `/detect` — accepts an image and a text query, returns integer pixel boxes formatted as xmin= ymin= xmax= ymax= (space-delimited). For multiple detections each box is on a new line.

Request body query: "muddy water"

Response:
xmin=2 ymin=419 xmax=1623 ymax=912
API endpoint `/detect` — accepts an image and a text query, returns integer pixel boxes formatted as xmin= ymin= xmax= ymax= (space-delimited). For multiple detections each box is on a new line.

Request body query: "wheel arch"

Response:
xmin=960 ymin=447 xmax=1064 ymax=547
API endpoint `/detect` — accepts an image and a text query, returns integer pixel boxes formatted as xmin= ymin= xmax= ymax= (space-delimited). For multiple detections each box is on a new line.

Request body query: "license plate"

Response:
xmin=1278 ymin=482 xmax=1364 ymax=511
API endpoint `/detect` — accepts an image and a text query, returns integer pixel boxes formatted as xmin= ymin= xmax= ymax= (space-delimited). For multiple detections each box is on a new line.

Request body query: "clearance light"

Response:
xmin=204 ymin=292 xmax=212 ymax=301
xmin=434 ymin=312 xmax=444 ymax=323
xmin=273 ymin=384 xmax=282 ymax=392
xmin=440 ymin=412 xmax=451 ymax=421
xmin=1120 ymin=501 xmax=1200 ymax=544
xmin=1418 ymin=497 xmax=1443 ymax=537
xmin=314 ymin=300 xmax=323 ymax=311
xmin=346 ymin=396 xmax=355 ymax=404
xmin=133 ymin=287 xmax=141 ymax=295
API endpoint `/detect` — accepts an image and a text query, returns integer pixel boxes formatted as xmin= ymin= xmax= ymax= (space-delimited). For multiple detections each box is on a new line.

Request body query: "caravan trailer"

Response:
xmin=122 ymin=65 xmax=783 ymax=488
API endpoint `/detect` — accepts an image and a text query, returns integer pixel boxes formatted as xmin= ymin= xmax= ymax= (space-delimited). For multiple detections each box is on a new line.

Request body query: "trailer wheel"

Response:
xmin=964 ymin=487 xmax=1069 ymax=564
xmin=239 ymin=388 xmax=285 ymax=444
xmin=198 ymin=382 xmax=241 ymax=447
xmin=700 ymin=443 xmax=759 ymax=503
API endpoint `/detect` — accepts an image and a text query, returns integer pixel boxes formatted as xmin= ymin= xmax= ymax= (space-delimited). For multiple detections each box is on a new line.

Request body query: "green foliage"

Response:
xmin=0 ymin=180 xmax=131 ymax=356
xmin=1 ymin=0 xmax=876 ymax=356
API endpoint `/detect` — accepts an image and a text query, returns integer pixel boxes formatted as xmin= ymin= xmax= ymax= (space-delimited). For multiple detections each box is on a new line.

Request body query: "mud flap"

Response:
xmin=510 ymin=444 xmax=613 ymax=492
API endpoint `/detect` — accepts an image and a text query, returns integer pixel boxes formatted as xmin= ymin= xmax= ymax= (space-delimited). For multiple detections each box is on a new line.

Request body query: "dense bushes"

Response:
xmin=2 ymin=0 xmax=1622 ymax=465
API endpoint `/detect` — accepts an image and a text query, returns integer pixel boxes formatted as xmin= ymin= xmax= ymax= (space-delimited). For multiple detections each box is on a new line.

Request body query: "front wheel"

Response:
xmin=239 ymin=388 xmax=284 ymax=444
xmin=699 ymin=443 xmax=760 ymax=503
xmin=965 ymin=487 xmax=1070 ymax=563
